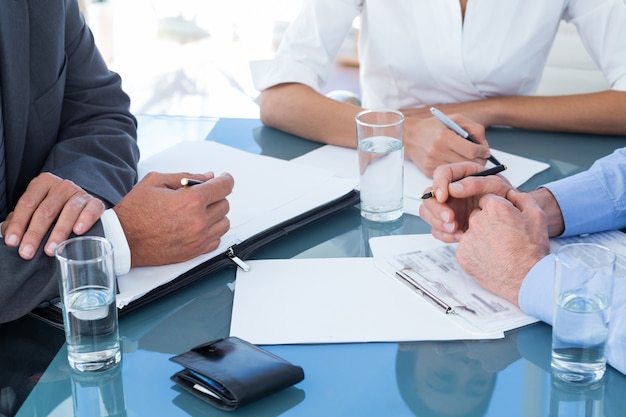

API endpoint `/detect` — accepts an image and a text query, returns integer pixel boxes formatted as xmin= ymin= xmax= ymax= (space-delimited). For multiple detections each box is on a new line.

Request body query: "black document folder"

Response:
xmin=31 ymin=119 xmax=359 ymax=328
xmin=32 ymin=188 xmax=358 ymax=328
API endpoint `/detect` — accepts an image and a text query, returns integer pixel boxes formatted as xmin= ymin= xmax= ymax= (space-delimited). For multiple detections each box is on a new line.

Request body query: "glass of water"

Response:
xmin=551 ymin=243 xmax=615 ymax=384
xmin=56 ymin=236 xmax=121 ymax=372
xmin=356 ymin=109 xmax=404 ymax=222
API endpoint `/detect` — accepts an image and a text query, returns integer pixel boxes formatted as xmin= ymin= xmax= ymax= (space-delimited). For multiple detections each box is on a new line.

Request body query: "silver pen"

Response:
xmin=395 ymin=270 xmax=456 ymax=315
xmin=430 ymin=107 xmax=501 ymax=166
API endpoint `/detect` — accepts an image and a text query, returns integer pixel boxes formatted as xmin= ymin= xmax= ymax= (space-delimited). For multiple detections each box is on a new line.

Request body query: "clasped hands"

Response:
xmin=2 ymin=171 xmax=234 ymax=267
xmin=419 ymin=161 xmax=550 ymax=306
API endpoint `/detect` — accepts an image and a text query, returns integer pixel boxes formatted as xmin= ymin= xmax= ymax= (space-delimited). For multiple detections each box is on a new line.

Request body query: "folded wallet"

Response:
xmin=170 ymin=336 xmax=305 ymax=410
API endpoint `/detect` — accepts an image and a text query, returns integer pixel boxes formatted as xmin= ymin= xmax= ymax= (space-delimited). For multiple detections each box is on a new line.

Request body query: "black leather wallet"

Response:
xmin=170 ymin=336 xmax=305 ymax=411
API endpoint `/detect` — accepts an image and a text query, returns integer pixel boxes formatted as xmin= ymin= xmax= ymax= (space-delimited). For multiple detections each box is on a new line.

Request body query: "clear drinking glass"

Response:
xmin=56 ymin=236 xmax=121 ymax=372
xmin=356 ymin=109 xmax=404 ymax=222
xmin=551 ymin=243 xmax=615 ymax=384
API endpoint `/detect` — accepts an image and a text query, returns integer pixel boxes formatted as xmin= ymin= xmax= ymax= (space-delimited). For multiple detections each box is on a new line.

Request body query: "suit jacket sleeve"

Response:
xmin=0 ymin=0 xmax=139 ymax=324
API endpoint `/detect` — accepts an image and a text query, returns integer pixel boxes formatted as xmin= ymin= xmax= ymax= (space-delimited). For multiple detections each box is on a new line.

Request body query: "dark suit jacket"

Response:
xmin=0 ymin=0 xmax=139 ymax=323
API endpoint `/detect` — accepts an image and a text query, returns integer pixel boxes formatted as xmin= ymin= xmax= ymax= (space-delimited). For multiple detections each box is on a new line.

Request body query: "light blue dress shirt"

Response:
xmin=519 ymin=147 xmax=626 ymax=375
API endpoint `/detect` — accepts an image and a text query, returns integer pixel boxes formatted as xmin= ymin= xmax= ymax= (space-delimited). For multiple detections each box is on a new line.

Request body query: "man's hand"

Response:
xmin=2 ymin=173 xmax=105 ymax=259
xmin=455 ymin=190 xmax=550 ymax=306
xmin=402 ymin=113 xmax=492 ymax=177
xmin=113 ymin=171 xmax=234 ymax=267
xmin=419 ymin=161 xmax=513 ymax=242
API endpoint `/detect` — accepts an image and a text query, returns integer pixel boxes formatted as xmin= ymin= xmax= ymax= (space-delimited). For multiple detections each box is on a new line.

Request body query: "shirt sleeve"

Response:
xmin=565 ymin=0 xmax=626 ymax=91
xmin=42 ymin=0 xmax=139 ymax=208
xmin=541 ymin=147 xmax=626 ymax=237
xmin=101 ymin=209 xmax=131 ymax=276
xmin=250 ymin=0 xmax=360 ymax=92
xmin=519 ymin=255 xmax=556 ymax=325
xmin=607 ymin=276 xmax=626 ymax=375
xmin=2 ymin=210 xmax=130 ymax=277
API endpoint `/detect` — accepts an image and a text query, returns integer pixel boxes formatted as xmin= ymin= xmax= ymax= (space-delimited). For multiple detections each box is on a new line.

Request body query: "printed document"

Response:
xmin=369 ymin=234 xmax=539 ymax=335
xmin=379 ymin=246 xmax=537 ymax=334
xmin=548 ymin=230 xmax=626 ymax=277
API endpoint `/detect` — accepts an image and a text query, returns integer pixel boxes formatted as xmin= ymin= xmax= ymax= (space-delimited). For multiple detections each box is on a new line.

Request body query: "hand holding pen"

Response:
xmin=418 ymin=161 xmax=515 ymax=243
xmin=421 ymin=164 xmax=507 ymax=199
xmin=430 ymin=107 xmax=502 ymax=166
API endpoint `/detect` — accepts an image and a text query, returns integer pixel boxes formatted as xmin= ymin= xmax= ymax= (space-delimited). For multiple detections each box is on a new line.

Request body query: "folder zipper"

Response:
xmin=226 ymin=247 xmax=251 ymax=271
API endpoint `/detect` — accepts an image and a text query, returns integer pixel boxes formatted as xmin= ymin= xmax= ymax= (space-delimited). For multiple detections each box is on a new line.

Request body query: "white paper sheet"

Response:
xmin=291 ymin=146 xmax=550 ymax=216
xmin=229 ymin=257 xmax=504 ymax=345
xmin=116 ymin=141 xmax=357 ymax=308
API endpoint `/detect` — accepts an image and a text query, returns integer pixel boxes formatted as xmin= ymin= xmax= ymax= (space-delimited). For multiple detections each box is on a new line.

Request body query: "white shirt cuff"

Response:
xmin=101 ymin=209 xmax=131 ymax=276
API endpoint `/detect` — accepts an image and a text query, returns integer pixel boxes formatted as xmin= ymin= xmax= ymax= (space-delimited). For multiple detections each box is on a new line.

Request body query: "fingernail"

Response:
xmin=6 ymin=234 xmax=18 ymax=246
xmin=435 ymin=188 xmax=443 ymax=201
xmin=454 ymin=231 xmax=463 ymax=241
xmin=46 ymin=242 xmax=58 ymax=255
xmin=444 ymin=222 xmax=455 ymax=232
xmin=440 ymin=211 xmax=450 ymax=223
xmin=20 ymin=244 xmax=34 ymax=258
xmin=74 ymin=223 xmax=85 ymax=234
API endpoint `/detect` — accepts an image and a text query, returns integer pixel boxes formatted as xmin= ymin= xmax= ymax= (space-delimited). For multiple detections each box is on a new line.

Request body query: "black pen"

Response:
xmin=430 ymin=107 xmax=502 ymax=166
xmin=421 ymin=164 xmax=507 ymax=200
xmin=180 ymin=178 xmax=204 ymax=186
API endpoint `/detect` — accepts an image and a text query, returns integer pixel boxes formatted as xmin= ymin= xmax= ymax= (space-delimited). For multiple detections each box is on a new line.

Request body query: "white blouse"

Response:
xmin=251 ymin=0 xmax=626 ymax=109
